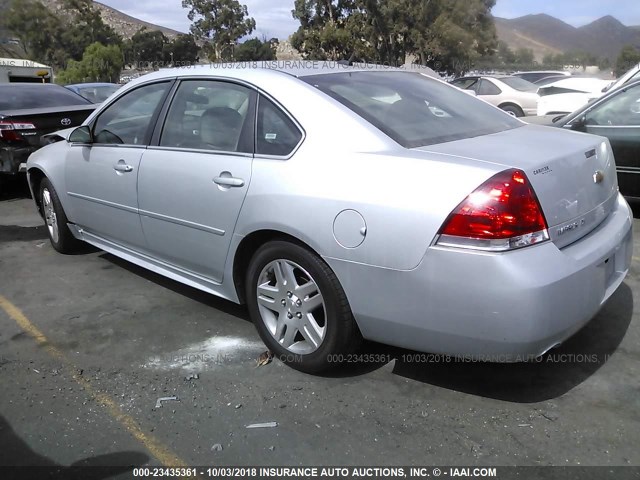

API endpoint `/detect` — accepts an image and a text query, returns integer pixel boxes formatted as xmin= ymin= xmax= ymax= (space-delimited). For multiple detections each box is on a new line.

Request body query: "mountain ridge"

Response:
xmin=495 ymin=13 xmax=640 ymax=61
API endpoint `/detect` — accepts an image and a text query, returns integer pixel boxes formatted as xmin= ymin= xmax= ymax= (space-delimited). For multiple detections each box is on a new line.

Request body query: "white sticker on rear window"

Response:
xmin=265 ymin=133 xmax=277 ymax=140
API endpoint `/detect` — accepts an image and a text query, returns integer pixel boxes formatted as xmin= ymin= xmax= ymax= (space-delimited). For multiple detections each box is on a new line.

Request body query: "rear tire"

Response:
xmin=40 ymin=178 xmax=84 ymax=254
xmin=246 ymin=241 xmax=361 ymax=373
xmin=500 ymin=104 xmax=525 ymax=117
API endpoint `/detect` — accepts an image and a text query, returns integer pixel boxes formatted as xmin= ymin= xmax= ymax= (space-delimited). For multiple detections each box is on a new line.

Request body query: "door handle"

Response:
xmin=114 ymin=163 xmax=134 ymax=173
xmin=213 ymin=176 xmax=245 ymax=187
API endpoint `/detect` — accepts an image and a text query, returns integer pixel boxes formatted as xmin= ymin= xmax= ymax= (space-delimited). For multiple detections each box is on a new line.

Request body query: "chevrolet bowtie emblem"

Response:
xmin=593 ymin=170 xmax=605 ymax=184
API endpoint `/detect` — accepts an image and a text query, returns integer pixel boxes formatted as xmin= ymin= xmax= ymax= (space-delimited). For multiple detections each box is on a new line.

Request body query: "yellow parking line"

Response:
xmin=0 ymin=295 xmax=189 ymax=469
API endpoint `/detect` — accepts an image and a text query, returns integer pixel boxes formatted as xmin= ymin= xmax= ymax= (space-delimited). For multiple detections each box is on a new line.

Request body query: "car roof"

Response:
xmin=125 ymin=61 xmax=440 ymax=88
xmin=455 ymin=75 xmax=513 ymax=80
xmin=514 ymin=70 xmax=569 ymax=75
xmin=65 ymin=82 xmax=118 ymax=88
xmin=0 ymin=83 xmax=83 ymax=96
xmin=539 ymin=77 xmax=610 ymax=92
xmin=0 ymin=83 xmax=67 ymax=89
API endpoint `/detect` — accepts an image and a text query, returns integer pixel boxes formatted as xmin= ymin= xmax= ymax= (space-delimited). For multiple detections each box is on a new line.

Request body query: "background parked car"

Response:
xmin=531 ymin=74 xmax=571 ymax=86
xmin=527 ymin=79 xmax=640 ymax=200
xmin=0 ymin=83 xmax=96 ymax=191
xmin=537 ymin=77 xmax=612 ymax=115
xmin=450 ymin=75 xmax=539 ymax=117
xmin=64 ymin=83 xmax=121 ymax=104
xmin=513 ymin=70 xmax=570 ymax=84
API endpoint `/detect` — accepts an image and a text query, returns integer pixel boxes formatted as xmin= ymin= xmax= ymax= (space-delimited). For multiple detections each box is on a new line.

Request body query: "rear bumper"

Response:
xmin=0 ymin=145 xmax=36 ymax=175
xmin=326 ymin=194 xmax=633 ymax=361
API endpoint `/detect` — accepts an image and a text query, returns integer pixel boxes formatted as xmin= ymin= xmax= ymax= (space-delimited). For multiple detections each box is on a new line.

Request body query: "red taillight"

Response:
xmin=0 ymin=121 xmax=36 ymax=141
xmin=437 ymin=169 xmax=549 ymax=251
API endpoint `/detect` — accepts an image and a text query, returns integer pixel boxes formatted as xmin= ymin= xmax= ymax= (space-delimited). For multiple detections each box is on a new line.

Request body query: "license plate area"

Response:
xmin=600 ymin=228 xmax=632 ymax=304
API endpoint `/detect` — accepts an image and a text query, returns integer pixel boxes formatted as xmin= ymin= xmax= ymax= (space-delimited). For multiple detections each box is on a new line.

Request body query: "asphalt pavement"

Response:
xmin=0 ymin=179 xmax=639 ymax=474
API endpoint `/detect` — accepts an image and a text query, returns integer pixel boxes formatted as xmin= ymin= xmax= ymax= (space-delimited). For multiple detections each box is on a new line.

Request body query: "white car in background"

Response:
xmin=513 ymin=70 xmax=571 ymax=84
xmin=537 ymin=77 xmax=612 ymax=115
xmin=450 ymin=76 xmax=539 ymax=117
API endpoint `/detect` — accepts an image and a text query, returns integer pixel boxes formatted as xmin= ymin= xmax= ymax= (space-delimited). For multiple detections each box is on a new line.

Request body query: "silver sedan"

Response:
xmin=26 ymin=63 xmax=633 ymax=372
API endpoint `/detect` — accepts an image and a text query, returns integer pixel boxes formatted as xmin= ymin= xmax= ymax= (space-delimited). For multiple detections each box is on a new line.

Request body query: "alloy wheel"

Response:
xmin=256 ymin=259 xmax=327 ymax=354
xmin=42 ymin=188 xmax=59 ymax=243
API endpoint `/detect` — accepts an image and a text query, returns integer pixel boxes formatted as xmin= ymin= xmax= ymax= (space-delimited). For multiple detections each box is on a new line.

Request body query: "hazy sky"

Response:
xmin=99 ymin=0 xmax=640 ymax=40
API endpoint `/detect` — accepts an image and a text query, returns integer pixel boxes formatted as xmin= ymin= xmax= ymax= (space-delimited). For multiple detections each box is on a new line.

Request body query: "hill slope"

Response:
xmin=0 ymin=0 xmax=184 ymax=60
xmin=38 ymin=0 xmax=184 ymax=39
xmin=496 ymin=13 xmax=640 ymax=61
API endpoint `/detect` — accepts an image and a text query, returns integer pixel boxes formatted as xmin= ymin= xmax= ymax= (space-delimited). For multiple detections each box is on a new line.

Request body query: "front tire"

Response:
xmin=500 ymin=104 xmax=525 ymax=117
xmin=40 ymin=178 xmax=83 ymax=254
xmin=246 ymin=241 xmax=361 ymax=373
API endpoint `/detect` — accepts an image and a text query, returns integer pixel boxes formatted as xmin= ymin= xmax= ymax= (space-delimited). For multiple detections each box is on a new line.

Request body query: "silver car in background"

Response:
xmin=450 ymin=75 xmax=540 ymax=117
xmin=26 ymin=63 xmax=633 ymax=372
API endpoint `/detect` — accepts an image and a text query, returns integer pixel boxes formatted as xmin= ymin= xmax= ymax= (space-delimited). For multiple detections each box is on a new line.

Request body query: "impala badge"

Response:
xmin=61 ymin=118 xmax=72 ymax=126
xmin=593 ymin=170 xmax=605 ymax=184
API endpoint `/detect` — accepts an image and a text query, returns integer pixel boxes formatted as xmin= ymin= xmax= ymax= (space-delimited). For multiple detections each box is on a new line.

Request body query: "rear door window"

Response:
xmin=159 ymin=79 xmax=254 ymax=153
xmin=478 ymin=79 xmax=501 ymax=96
xmin=451 ymin=78 xmax=479 ymax=91
xmin=256 ymin=96 xmax=303 ymax=156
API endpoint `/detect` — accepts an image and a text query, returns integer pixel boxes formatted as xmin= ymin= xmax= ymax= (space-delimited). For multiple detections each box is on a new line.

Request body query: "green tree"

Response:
xmin=163 ymin=34 xmax=200 ymax=65
xmin=59 ymin=0 xmax=122 ymax=60
xmin=542 ymin=53 xmax=557 ymax=68
xmin=497 ymin=41 xmax=516 ymax=66
xmin=291 ymin=0 xmax=374 ymax=61
xmin=404 ymin=0 xmax=497 ymax=74
xmin=598 ymin=56 xmax=612 ymax=72
xmin=290 ymin=0 xmax=497 ymax=74
xmin=514 ymin=48 xmax=535 ymax=67
xmin=563 ymin=50 xmax=598 ymax=70
xmin=3 ymin=0 xmax=64 ymax=65
xmin=3 ymin=0 xmax=122 ymax=69
xmin=615 ymin=45 xmax=640 ymax=77
xmin=182 ymin=0 xmax=256 ymax=61
xmin=56 ymin=42 xmax=123 ymax=84
xmin=234 ymin=37 xmax=276 ymax=61
xmin=126 ymin=28 xmax=168 ymax=66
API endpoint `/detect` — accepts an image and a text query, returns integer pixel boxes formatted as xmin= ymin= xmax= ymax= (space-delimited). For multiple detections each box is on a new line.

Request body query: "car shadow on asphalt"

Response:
xmin=100 ymin=249 xmax=633 ymax=403
xmin=0 ymin=225 xmax=48 ymax=243
xmin=99 ymin=253 xmax=251 ymax=323
xmin=387 ymin=283 xmax=634 ymax=403
xmin=0 ymin=414 xmax=149 ymax=479
xmin=0 ymin=176 xmax=31 ymax=201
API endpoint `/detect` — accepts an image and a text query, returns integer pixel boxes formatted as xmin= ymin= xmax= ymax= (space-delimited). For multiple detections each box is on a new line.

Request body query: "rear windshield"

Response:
xmin=74 ymin=85 xmax=119 ymax=103
xmin=302 ymin=72 xmax=521 ymax=148
xmin=0 ymin=85 xmax=91 ymax=110
xmin=497 ymin=77 xmax=538 ymax=92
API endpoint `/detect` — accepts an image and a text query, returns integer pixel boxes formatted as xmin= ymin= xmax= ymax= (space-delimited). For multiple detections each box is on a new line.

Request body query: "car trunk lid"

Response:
xmin=416 ymin=124 xmax=618 ymax=249
xmin=0 ymin=104 xmax=96 ymax=148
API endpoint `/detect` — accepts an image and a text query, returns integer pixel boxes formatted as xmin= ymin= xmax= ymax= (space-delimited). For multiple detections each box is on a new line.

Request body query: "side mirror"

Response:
xmin=68 ymin=125 xmax=92 ymax=144
xmin=570 ymin=116 xmax=587 ymax=132
xmin=463 ymin=89 xmax=477 ymax=97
